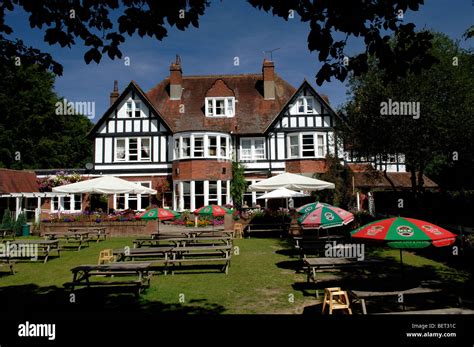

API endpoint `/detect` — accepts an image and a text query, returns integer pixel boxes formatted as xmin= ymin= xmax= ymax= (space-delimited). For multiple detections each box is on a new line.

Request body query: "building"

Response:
xmin=43 ymin=56 xmax=430 ymax=213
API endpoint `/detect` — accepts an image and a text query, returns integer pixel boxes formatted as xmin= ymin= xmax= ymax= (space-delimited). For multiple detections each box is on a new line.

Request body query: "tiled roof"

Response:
xmin=146 ymin=73 xmax=296 ymax=134
xmin=0 ymin=169 xmax=39 ymax=193
xmin=352 ymin=171 xmax=438 ymax=190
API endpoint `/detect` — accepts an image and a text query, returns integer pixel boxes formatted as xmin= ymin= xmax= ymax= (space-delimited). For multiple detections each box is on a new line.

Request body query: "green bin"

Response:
xmin=22 ymin=224 xmax=30 ymax=237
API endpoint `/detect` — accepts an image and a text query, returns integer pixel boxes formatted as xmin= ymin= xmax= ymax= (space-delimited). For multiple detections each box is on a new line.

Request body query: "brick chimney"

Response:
xmin=170 ymin=55 xmax=183 ymax=100
xmin=262 ymin=59 xmax=275 ymax=100
xmin=321 ymin=94 xmax=330 ymax=105
xmin=110 ymin=80 xmax=119 ymax=106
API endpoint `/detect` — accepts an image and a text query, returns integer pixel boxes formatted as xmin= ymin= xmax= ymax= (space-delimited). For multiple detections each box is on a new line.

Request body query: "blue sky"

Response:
xmin=5 ymin=0 xmax=473 ymax=121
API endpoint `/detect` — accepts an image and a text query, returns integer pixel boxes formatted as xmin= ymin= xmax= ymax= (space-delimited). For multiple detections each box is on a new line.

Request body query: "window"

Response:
xmin=116 ymin=139 xmax=126 ymax=161
xmin=209 ymin=181 xmax=218 ymax=204
xmin=115 ymin=182 xmax=151 ymax=211
xmin=254 ymin=139 xmax=265 ymax=159
xmin=296 ymin=97 xmax=315 ymax=114
xmin=193 ymin=136 xmax=204 ymax=157
xmin=195 ymin=181 xmax=205 ymax=209
xmin=126 ymin=101 xmax=133 ymax=117
xmin=220 ymin=137 xmax=227 ymax=157
xmin=115 ymin=138 xmax=152 ymax=162
xmin=141 ymin=138 xmax=150 ymax=160
xmin=128 ymin=138 xmax=138 ymax=161
xmin=51 ymin=194 xmax=81 ymax=212
xmin=174 ymin=134 xmax=230 ymax=160
xmin=181 ymin=137 xmax=190 ymax=158
xmin=289 ymin=135 xmax=299 ymax=158
xmin=302 ymin=134 xmax=315 ymax=157
xmin=208 ymin=136 xmax=217 ymax=157
xmin=205 ymin=97 xmax=235 ymax=117
xmin=240 ymin=138 xmax=266 ymax=160
xmin=287 ymin=133 xmax=326 ymax=159
xmin=134 ymin=101 xmax=141 ymax=117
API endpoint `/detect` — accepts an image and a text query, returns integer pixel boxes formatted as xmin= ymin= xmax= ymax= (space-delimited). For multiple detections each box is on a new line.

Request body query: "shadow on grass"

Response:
xmin=0 ymin=284 xmax=226 ymax=317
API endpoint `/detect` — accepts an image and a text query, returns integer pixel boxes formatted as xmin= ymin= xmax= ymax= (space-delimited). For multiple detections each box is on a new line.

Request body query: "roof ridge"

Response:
xmin=181 ymin=73 xmax=262 ymax=79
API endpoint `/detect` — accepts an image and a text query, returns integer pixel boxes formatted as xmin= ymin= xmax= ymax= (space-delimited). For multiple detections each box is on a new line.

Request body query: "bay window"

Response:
xmin=173 ymin=133 xmax=231 ymax=160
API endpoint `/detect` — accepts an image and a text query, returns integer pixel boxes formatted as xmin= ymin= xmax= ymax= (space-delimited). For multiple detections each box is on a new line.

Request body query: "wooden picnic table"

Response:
xmin=66 ymin=262 xmax=153 ymax=295
xmin=0 ymin=228 xmax=15 ymax=240
xmin=68 ymin=227 xmax=108 ymax=242
xmin=350 ymin=287 xmax=443 ymax=314
xmin=114 ymin=246 xmax=175 ymax=261
xmin=151 ymin=230 xmax=234 ymax=239
xmin=44 ymin=231 xmax=90 ymax=251
xmin=134 ymin=235 xmax=233 ymax=248
xmin=9 ymin=239 xmax=60 ymax=263
xmin=303 ymin=257 xmax=383 ymax=284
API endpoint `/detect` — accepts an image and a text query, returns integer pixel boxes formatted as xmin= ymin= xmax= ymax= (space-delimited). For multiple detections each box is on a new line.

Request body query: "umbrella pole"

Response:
xmin=400 ymin=249 xmax=404 ymax=279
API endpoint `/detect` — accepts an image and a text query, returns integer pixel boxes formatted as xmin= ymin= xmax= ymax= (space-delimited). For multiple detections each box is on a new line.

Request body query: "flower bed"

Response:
xmin=39 ymin=220 xmax=157 ymax=237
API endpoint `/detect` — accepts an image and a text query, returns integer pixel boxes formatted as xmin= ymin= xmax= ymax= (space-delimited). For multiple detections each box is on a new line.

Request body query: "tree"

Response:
xmin=313 ymin=155 xmax=352 ymax=208
xmin=13 ymin=211 xmax=26 ymax=235
xmin=0 ymin=0 xmax=435 ymax=84
xmin=0 ymin=63 xmax=93 ymax=169
xmin=340 ymin=32 xmax=474 ymax=194
xmin=230 ymin=162 xmax=246 ymax=207
xmin=1 ymin=208 xmax=13 ymax=230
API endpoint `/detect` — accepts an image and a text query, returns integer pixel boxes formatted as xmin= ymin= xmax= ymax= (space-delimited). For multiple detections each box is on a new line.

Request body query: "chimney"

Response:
xmin=109 ymin=80 xmax=119 ymax=106
xmin=169 ymin=55 xmax=183 ymax=100
xmin=321 ymin=94 xmax=330 ymax=105
xmin=262 ymin=59 xmax=275 ymax=100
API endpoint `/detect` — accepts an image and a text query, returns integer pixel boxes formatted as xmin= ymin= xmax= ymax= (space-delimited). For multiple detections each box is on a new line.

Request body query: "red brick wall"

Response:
xmin=172 ymin=160 xmax=232 ymax=181
xmin=285 ymin=159 xmax=327 ymax=174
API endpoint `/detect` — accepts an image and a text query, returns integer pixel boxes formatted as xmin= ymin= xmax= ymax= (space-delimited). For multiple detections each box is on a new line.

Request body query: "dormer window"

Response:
xmin=296 ymin=97 xmax=314 ymax=114
xmin=205 ymin=97 xmax=235 ymax=117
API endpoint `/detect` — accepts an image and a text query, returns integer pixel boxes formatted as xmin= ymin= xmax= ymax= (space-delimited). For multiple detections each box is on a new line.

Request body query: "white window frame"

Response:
xmin=205 ymin=97 xmax=235 ymax=117
xmin=115 ymin=181 xmax=151 ymax=211
xmin=239 ymin=137 xmax=266 ymax=161
xmin=51 ymin=194 xmax=82 ymax=212
xmin=296 ymin=96 xmax=315 ymax=114
xmin=114 ymin=137 xmax=152 ymax=162
xmin=287 ymin=133 xmax=326 ymax=159
xmin=173 ymin=133 xmax=231 ymax=160
xmin=124 ymin=99 xmax=142 ymax=118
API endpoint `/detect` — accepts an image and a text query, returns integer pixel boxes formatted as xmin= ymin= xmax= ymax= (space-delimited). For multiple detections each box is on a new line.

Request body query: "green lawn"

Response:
xmin=0 ymin=236 xmax=470 ymax=315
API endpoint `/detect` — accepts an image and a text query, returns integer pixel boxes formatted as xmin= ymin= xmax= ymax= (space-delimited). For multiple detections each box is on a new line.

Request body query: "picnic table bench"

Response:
xmin=303 ymin=257 xmax=383 ymax=284
xmin=113 ymin=246 xmax=175 ymax=261
xmin=44 ymin=231 xmax=90 ymax=251
xmin=9 ymin=240 xmax=60 ymax=263
xmin=65 ymin=262 xmax=153 ymax=295
xmin=0 ymin=258 xmax=15 ymax=275
xmin=293 ymin=235 xmax=345 ymax=249
xmin=68 ymin=227 xmax=109 ymax=242
xmin=133 ymin=236 xmax=233 ymax=248
xmin=245 ymin=223 xmax=290 ymax=238
xmin=164 ymin=244 xmax=232 ymax=275
xmin=0 ymin=228 xmax=15 ymax=240
xmin=350 ymin=287 xmax=443 ymax=314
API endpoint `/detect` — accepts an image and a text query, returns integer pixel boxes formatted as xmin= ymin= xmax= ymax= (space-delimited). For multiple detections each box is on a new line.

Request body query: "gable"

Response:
xmin=88 ymin=81 xmax=172 ymax=138
xmin=265 ymin=80 xmax=341 ymax=133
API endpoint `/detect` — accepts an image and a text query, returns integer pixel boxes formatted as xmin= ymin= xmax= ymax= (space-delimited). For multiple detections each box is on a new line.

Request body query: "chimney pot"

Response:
xmin=109 ymin=80 xmax=119 ymax=106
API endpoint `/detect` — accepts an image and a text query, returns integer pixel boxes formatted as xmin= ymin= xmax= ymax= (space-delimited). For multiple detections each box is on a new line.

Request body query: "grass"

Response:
xmin=0 ymin=236 xmax=471 ymax=315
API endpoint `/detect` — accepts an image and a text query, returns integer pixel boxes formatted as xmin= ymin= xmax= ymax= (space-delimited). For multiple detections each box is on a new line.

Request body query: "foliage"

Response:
xmin=37 ymin=171 xmax=83 ymax=192
xmin=0 ymin=64 xmax=93 ymax=169
xmin=339 ymin=32 xmax=474 ymax=193
xmin=155 ymin=178 xmax=171 ymax=208
xmin=13 ymin=211 xmax=26 ymax=234
xmin=0 ymin=1 xmax=434 ymax=84
xmin=313 ymin=155 xmax=353 ymax=208
xmin=230 ymin=162 xmax=247 ymax=207
xmin=1 ymin=208 xmax=13 ymax=230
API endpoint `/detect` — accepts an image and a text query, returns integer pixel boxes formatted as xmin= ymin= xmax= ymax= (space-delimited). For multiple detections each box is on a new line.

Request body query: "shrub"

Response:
xmin=1 ymin=209 xmax=13 ymax=230
xmin=13 ymin=212 xmax=27 ymax=235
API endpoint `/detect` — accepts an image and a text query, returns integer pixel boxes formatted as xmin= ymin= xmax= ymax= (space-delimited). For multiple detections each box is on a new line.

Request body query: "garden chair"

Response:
xmin=98 ymin=249 xmax=115 ymax=264
xmin=233 ymin=223 xmax=243 ymax=239
xmin=322 ymin=287 xmax=352 ymax=315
